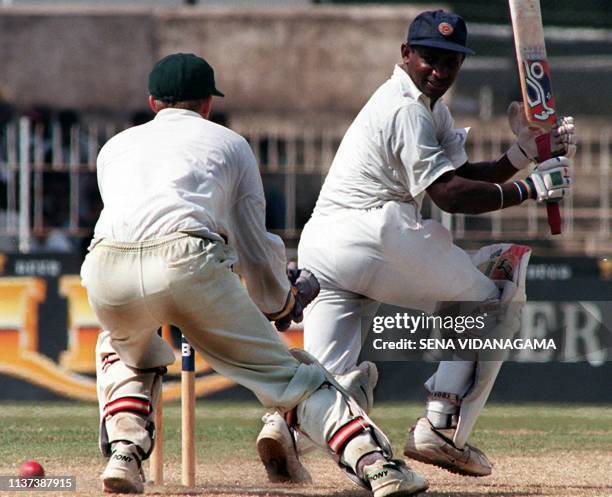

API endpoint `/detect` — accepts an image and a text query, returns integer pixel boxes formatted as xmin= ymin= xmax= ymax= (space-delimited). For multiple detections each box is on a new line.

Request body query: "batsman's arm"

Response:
xmin=428 ymin=172 xmax=522 ymax=214
xmin=428 ymin=156 xmax=571 ymax=215
xmin=456 ymin=155 xmax=520 ymax=183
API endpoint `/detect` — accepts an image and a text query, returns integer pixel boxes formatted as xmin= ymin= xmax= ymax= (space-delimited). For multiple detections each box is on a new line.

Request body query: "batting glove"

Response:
xmin=552 ymin=116 xmax=577 ymax=158
xmin=506 ymin=101 xmax=577 ymax=169
xmin=273 ymin=262 xmax=320 ymax=332
xmin=517 ymin=156 xmax=572 ymax=202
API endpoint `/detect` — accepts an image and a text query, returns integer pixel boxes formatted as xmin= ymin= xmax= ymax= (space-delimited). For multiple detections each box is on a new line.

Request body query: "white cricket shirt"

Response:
xmin=93 ymin=108 xmax=289 ymax=313
xmin=312 ymin=64 xmax=468 ymax=217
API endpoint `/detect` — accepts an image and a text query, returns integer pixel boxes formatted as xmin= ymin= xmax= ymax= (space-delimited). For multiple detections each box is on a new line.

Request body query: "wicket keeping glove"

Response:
xmin=506 ymin=101 xmax=576 ymax=169
xmin=273 ymin=262 xmax=320 ymax=332
xmin=519 ymin=156 xmax=572 ymax=202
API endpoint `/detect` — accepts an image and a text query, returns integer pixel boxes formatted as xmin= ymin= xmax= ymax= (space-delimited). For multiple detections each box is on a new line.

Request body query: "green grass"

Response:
xmin=0 ymin=401 xmax=610 ymax=464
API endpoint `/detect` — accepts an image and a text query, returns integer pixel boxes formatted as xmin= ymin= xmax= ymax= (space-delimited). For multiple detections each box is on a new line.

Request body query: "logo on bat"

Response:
xmin=523 ymin=59 xmax=556 ymax=124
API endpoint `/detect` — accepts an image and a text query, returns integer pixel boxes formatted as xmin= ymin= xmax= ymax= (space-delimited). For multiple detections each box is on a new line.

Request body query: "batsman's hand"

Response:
xmin=552 ymin=116 xmax=576 ymax=158
xmin=506 ymin=102 xmax=576 ymax=169
xmin=524 ymin=156 xmax=572 ymax=202
xmin=274 ymin=262 xmax=320 ymax=332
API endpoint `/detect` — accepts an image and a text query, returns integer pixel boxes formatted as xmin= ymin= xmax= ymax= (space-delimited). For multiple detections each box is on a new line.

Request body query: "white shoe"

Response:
xmin=256 ymin=412 xmax=312 ymax=484
xmin=102 ymin=442 xmax=145 ymax=493
xmin=404 ymin=418 xmax=492 ymax=477
xmin=363 ymin=459 xmax=428 ymax=497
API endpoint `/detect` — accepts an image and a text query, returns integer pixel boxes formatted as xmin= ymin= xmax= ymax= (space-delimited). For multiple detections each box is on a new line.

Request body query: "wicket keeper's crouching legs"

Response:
xmin=84 ymin=233 xmax=428 ymax=496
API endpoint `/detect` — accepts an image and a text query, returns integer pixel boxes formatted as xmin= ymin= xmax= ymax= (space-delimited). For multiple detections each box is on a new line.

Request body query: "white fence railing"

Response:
xmin=1 ymin=116 xmax=610 ymax=255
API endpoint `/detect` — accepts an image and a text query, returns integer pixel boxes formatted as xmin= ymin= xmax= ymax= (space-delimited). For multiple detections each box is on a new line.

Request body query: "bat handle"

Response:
xmin=546 ymin=202 xmax=561 ymax=235
xmin=535 ymin=133 xmax=562 ymax=235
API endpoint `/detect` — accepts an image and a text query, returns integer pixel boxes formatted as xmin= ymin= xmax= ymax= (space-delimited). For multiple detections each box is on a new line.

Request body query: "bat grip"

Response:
xmin=546 ymin=202 xmax=561 ymax=235
xmin=535 ymin=133 xmax=562 ymax=235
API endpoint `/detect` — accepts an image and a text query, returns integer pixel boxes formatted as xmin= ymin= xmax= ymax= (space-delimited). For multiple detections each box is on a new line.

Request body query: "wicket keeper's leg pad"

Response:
xmin=334 ymin=361 xmax=379 ymax=413
xmin=289 ymin=361 xmax=380 ymax=457
xmin=97 ymin=332 xmax=167 ymax=459
xmin=290 ymin=350 xmax=392 ymax=489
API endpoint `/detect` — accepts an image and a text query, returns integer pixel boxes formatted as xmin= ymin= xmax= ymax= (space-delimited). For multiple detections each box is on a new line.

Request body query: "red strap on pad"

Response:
xmin=328 ymin=416 xmax=369 ymax=455
xmin=103 ymin=396 xmax=152 ymax=418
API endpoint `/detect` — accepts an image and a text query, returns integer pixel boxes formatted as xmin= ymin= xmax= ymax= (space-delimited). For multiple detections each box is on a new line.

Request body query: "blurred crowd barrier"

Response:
xmin=0 ymin=115 xmax=610 ymax=256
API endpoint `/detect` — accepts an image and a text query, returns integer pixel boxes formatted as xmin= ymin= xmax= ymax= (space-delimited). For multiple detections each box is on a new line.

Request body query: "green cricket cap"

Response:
xmin=148 ymin=53 xmax=224 ymax=102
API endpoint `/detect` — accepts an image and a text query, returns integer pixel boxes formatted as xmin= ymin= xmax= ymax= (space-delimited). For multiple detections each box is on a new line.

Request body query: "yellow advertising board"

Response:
xmin=0 ymin=253 xmax=303 ymax=401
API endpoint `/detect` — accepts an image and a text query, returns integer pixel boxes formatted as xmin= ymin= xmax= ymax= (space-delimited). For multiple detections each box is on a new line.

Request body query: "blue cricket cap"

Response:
xmin=408 ymin=10 xmax=475 ymax=56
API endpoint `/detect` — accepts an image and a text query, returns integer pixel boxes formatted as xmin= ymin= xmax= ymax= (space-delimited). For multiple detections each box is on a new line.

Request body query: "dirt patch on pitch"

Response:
xmin=3 ymin=452 xmax=611 ymax=497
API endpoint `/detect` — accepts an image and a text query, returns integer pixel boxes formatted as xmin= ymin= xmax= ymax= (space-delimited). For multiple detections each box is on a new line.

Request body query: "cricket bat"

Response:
xmin=509 ymin=0 xmax=562 ymax=235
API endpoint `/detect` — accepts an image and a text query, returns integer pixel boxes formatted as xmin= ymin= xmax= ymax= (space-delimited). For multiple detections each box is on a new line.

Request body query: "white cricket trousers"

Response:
xmin=82 ymin=233 xmax=360 ymax=456
xmin=299 ymin=201 xmax=497 ymax=382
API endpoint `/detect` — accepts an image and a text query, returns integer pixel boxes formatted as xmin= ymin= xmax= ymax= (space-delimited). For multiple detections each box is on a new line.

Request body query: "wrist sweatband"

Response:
xmin=494 ymin=183 xmax=504 ymax=210
xmin=516 ymin=178 xmax=537 ymax=200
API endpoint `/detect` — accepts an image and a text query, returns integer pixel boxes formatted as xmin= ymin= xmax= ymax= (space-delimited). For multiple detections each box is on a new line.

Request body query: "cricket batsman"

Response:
xmin=257 ymin=10 xmax=576 ymax=483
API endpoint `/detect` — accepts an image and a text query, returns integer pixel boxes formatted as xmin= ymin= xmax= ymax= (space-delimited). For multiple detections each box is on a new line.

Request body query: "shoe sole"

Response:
xmin=103 ymin=477 xmax=143 ymax=494
xmin=403 ymin=445 xmax=490 ymax=477
xmin=257 ymin=437 xmax=295 ymax=483
xmin=375 ymin=480 xmax=429 ymax=497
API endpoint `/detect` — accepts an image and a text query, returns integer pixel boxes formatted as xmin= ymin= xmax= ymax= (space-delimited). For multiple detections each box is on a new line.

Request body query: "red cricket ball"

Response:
xmin=18 ymin=460 xmax=45 ymax=478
